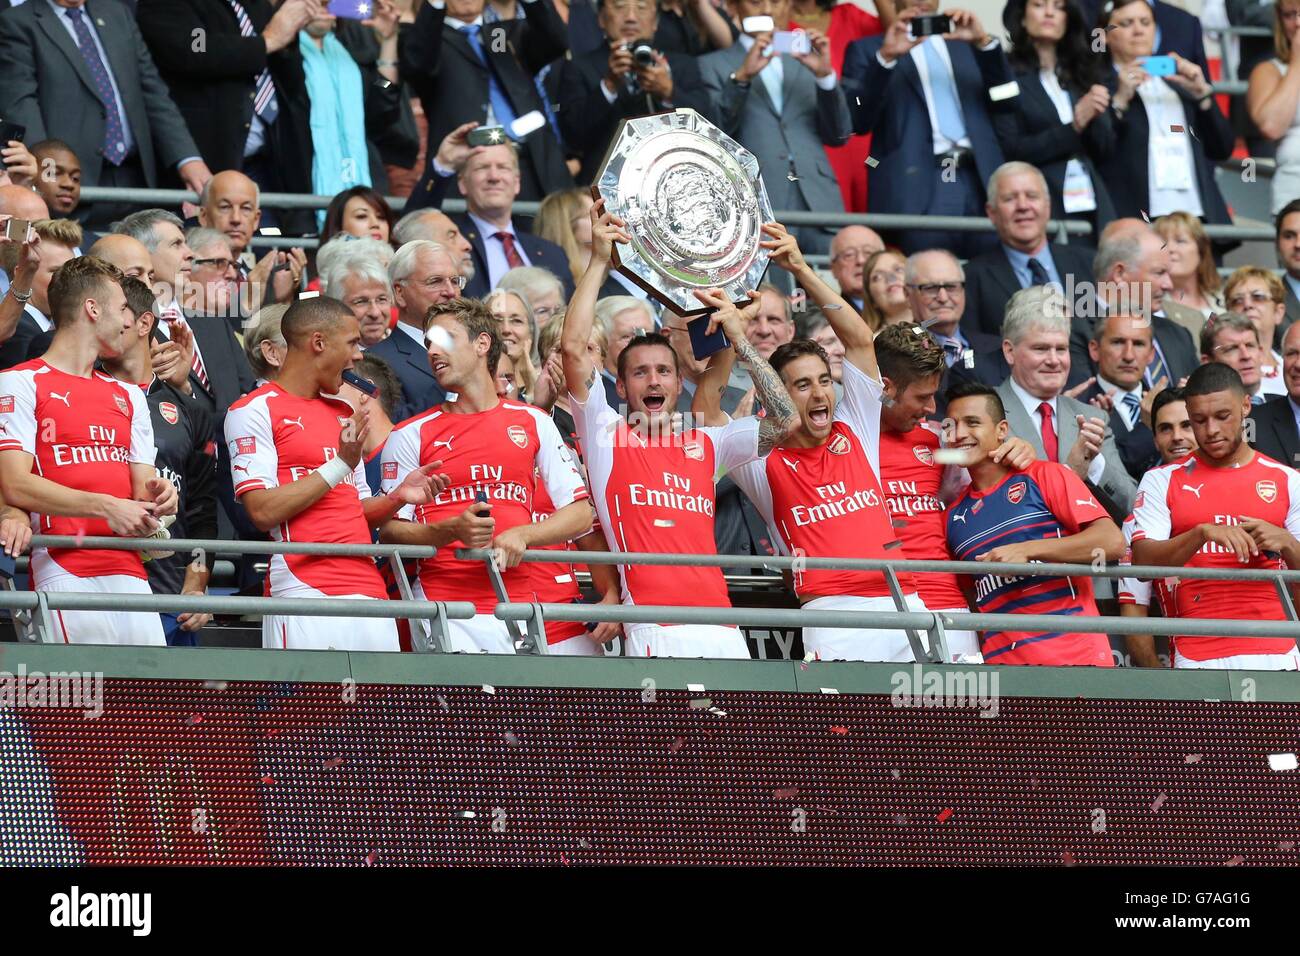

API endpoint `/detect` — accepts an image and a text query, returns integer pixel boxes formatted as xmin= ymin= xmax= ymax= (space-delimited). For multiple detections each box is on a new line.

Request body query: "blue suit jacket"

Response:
xmin=842 ymin=35 xmax=1014 ymax=215
xmin=452 ymin=212 xmax=576 ymax=301
xmin=364 ymin=328 xmax=446 ymax=423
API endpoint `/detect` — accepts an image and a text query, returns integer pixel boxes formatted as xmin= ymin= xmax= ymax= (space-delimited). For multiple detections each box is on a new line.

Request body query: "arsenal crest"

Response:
xmin=1257 ymin=480 xmax=1278 ymax=504
xmin=912 ymin=444 xmax=934 ymax=466
xmin=1007 ymin=480 xmax=1027 ymax=504
xmin=114 ymin=394 xmax=130 ymax=416
xmin=159 ymin=402 xmax=178 ymax=425
xmin=684 ymin=439 xmax=703 ymax=461
xmin=507 ymin=425 xmax=528 ymax=449
xmin=827 ymin=434 xmax=851 ymax=455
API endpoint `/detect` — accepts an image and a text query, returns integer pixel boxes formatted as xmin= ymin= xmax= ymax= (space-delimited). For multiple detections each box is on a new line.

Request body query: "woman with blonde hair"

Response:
xmin=1247 ymin=0 xmax=1300 ymax=215
xmin=860 ymin=249 xmax=911 ymax=331
xmin=535 ymin=188 xmax=594 ymax=285
xmin=1154 ymin=212 xmax=1223 ymax=318
xmin=243 ymin=304 xmax=289 ymax=385
xmin=486 ymin=288 xmax=539 ymax=401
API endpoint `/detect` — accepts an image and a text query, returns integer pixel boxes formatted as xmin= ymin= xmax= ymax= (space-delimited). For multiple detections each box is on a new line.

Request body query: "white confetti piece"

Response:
xmin=481 ymin=684 xmax=496 ymax=695
xmin=436 ymin=693 xmax=449 ymax=712
xmin=1184 ymin=753 xmax=1202 ymax=764
xmin=988 ymin=80 xmax=1020 ymax=101
xmin=707 ymin=707 xmax=728 ymax=717
xmin=820 ymin=687 xmax=839 ymax=695
xmin=865 ymin=156 xmax=879 ymax=168
xmin=689 ymin=697 xmax=713 ymax=709
xmin=1269 ymin=752 xmax=1297 ymax=771
xmin=201 ymin=680 xmax=228 ymax=691
xmin=298 ymin=291 xmax=319 ymax=299
xmin=933 ymin=448 xmax=973 ymax=466
xmin=1151 ymin=791 xmax=1167 ymax=812
xmin=455 ymin=810 xmax=477 ymax=819
xmin=653 ymin=519 xmax=675 ymax=527
xmin=687 ymin=683 xmax=706 ymax=693
xmin=890 ymin=769 xmax=900 ymax=780
xmin=963 ymin=348 xmax=975 ymax=368
xmin=503 ymin=731 xmax=520 ymax=746
xmin=259 ymin=227 xmax=282 ymax=236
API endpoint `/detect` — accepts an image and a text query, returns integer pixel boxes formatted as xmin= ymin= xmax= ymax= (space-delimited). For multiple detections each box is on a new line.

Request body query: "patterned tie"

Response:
xmin=65 ymin=8 xmax=128 ymax=165
xmin=1145 ymin=339 xmax=1172 ymax=389
xmin=495 ymin=231 xmax=525 ymax=270
xmin=1028 ymin=257 xmax=1052 ymax=287
xmin=161 ymin=308 xmax=211 ymax=391
xmin=1038 ymin=401 xmax=1059 ymax=461
xmin=460 ymin=25 xmax=519 ymax=135
xmin=1122 ymin=392 xmax=1142 ymax=429
xmin=920 ymin=38 xmax=967 ymax=146
xmin=227 ymin=0 xmax=279 ymax=124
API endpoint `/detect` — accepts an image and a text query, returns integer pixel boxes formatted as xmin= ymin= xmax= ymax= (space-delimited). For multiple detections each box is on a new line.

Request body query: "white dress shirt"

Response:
xmin=1135 ymin=77 xmax=1204 ymax=217
xmin=876 ymin=36 xmax=1000 ymax=154
xmin=24 ymin=302 xmax=52 ymax=334
xmin=1008 ymin=376 xmax=1107 ymax=484
xmin=469 ymin=211 xmax=532 ymax=290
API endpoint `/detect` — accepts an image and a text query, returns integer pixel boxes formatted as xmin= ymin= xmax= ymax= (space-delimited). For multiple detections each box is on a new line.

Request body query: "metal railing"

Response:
xmin=18 ymin=535 xmax=1300 ymax=665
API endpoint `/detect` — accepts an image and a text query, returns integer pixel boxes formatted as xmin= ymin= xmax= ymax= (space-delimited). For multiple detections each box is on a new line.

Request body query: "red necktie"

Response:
xmin=1038 ymin=401 xmax=1058 ymax=461
xmin=495 ymin=231 xmax=525 ymax=270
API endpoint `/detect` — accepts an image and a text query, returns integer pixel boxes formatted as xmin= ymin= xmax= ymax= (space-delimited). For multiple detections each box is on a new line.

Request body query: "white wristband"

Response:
xmin=315 ymin=456 xmax=353 ymax=489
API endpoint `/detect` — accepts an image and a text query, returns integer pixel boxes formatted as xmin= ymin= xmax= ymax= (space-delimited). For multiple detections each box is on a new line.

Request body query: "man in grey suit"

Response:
xmin=697 ymin=3 xmax=850 ymax=255
xmin=0 ymin=0 xmax=211 ymax=227
xmin=995 ymin=285 xmax=1137 ymax=521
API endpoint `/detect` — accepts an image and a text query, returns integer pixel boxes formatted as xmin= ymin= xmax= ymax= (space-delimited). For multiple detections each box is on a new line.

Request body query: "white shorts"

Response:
xmin=801 ymin=593 xmax=933 ymax=662
xmin=548 ymin=633 xmax=605 ymax=656
xmin=35 ymin=568 xmax=164 ymax=647
xmin=444 ymin=614 xmax=517 ymax=654
xmin=1174 ymin=647 xmax=1300 ymax=671
xmin=263 ymin=593 xmax=399 ymax=652
xmin=930 ymin=607 xmax=984 ymax=664
xmin=624 ymin=622 xmax=750 ymax=659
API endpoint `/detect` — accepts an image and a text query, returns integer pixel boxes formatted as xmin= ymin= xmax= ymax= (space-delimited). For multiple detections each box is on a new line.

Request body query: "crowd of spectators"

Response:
xmin=3 ymin=0 xmax=1300 ymax=670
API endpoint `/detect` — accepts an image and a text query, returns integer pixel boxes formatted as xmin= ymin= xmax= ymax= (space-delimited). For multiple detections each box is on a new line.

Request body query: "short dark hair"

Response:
xmin=616 ymin=331 xmax=679 ymax=380
xmin=1183 ymin=361 xmax=1246 ymax=399
xmin=1150 ymin=385 xmax=1186 ymax=427
xmin=281 ymin=295 xmax=355 ymax=348
xmin=47 ymin=256 xmax=122 ymax=330
xmin=874 ymin=323 xmax=948 ymax=392
xmin=29 ymin=138 xmax=77 ymax=159
xmin=769 ymin=339 xmax=830 ymax=380
xmin=119 ymin=276 xmax=157 ymax=325
xmin=1277 ymin=198 xmax=1300 ymax=241
xmin=350 ymin=353 xmax=402 ymax=422
xmin=944 ymin=379 xmax=1006 ymax=422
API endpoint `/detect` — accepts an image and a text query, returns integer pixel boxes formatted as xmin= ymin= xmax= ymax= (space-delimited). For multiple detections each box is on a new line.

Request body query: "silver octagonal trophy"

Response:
xmin=594 ymin=108 xmax=774 ymax=318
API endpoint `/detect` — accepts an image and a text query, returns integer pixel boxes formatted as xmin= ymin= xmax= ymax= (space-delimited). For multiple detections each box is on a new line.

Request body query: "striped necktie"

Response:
xmin=160 ymin=306 xmax=211 ymax=391
xmin=227 ymin=0 xmax=279 ymax=124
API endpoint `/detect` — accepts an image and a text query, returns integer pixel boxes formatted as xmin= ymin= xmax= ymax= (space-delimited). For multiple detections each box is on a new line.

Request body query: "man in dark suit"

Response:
xmin=558 ymin=0 xmax=710 ymax=185
xmin=842 ymin=1 xmax=1011 ymax=258
xmin=1248 ymin=322 xmax=1300 ymax=467
xmin=1276 ymin=199 xmax=1300 ymax=347
xmin=369 ymin=239 xmax=457 ymax=421
xmin=453 ymin=143 xmax=575 ymax=300
xmin=828 ymin=224 xmax=884 ymax=314
xmin=1090 ymin=218 xmax=1201 ymax=390
xmin=401 ymin=0 xmax=574 ymax=201
xmin=0 ymin=0 xmax=212 ymax=227
xmin=1077 ymin=313 xmax=1159 ymax=481
xmin=697 ymin=2 xmax=852 ymax=255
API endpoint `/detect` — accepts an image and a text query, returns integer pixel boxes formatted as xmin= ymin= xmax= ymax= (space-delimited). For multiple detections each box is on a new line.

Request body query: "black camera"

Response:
xmin=629 ymin=39 xmax=656 ymax=68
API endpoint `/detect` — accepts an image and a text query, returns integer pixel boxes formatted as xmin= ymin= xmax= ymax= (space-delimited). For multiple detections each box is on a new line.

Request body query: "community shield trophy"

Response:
xmin=593 ymin=108 xmax=774 ymax=317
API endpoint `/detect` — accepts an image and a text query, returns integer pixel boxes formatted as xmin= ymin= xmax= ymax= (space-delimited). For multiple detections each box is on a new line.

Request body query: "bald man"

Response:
xmin=391 ymin=208 xmax=476 ymax=283
xmin=87 ymin=234 xmax=155 ymax=286
xmin=828 ymin=224 xmax=884 ymax=313
xmin=0 ymin=185 xmax=50 ymax=300
xmin=198 ymin=170 xmax=303 ymax=306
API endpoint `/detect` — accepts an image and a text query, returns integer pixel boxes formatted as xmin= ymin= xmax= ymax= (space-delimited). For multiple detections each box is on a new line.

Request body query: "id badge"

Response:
xmin=1061 ymin=159 xmax=1097 ymax=213
xmin=1152 ymin=138 xmax=1194 ymax=192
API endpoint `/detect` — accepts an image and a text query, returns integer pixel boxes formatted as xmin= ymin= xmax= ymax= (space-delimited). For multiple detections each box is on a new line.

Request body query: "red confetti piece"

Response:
xmin=1150 ymin=791 xmax=1167 ymax=812
xmin=364 ymin=850 xmax=379 ymax=865
xmin=1170 ymin=124 xmax=1185 ymax=133
xmin=323 ymin=756 xmax=345 ymax=769
xmin=560 ymin=852 xmax=570 ymax=865
xmin=260 ymin=775 xmax=275 ymax=785
xmin=772 ymin=787 xmax=799 ymax=800
xmin=936 ymin=808 xmax=954 ymax=823
xmin=74 ymin=530 xmax=86 ymax=546
xmin=668 ymin=736 xmax=685 ymax=753
xmin=830 ymin=725 xmax=849 ymax=735
xmin=264 ymin=728 xmax=280 ymax=738
xmin=185 ymin=713 xmax=203 ymax=726
xmin=1225 ymin=855 xmax=1245 ymax=866
xmin=1061 ymin=850 xmax=1077 ymax=867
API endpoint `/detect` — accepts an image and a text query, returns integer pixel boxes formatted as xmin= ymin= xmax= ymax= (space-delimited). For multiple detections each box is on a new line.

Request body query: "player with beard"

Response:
xmin=872 ymin=323 xmax=1036 ymax=662
xmin=1130 ymin=364 xmax=1300 ymax=669
xmin=562 ymin=202 xmax=798 ymax=659
xmin=100 ymin=277 xmax=218 ymax=646
xmin=1118 ymin=386 xmax=1197 ymax=667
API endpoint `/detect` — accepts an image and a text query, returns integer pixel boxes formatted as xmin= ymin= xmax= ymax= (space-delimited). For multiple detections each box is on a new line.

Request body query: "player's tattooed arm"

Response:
xmin=733 ymin=337 xmax=798 ymax=455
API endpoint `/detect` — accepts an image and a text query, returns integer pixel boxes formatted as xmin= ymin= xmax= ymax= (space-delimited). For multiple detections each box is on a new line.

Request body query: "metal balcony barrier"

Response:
xmin=17 ymin=535 xmax=1300 ymax=667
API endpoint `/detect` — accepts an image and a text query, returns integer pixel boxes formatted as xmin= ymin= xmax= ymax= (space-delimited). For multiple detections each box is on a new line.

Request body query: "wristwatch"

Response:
xmin=728 ymin=71 xmax=751 ymax=88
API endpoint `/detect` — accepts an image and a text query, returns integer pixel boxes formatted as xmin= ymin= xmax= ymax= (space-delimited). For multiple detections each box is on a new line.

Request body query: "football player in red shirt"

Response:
xmin=1131 ymin=362 xmax=1300 ymax=669
xmin=0 ymin=256 xmax=177 ymax=645
xmin=561 ymin=201 xmax=798 ymax=659
xmin=379 ymin=296 xmax=594 ymax=654
xmin=225 ymin=297 xmax=447 ymax=651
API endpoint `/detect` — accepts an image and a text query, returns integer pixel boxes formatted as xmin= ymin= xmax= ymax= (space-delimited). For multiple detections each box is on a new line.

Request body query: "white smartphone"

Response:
xmin=770 ymin=29 xmax=811 ymax=55
xmin=742 ymin=14 xmax=775 ymax=34
xmin=510 ymin=110 xmax=546 ymax=139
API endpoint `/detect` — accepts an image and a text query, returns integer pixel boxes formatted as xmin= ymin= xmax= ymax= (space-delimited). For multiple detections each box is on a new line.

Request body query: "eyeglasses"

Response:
xmin=832 ymin=246 xmax=882 ymax=265
xmin=909 ymin=282 xmax=965 ymax=298
xmin=1227 ymin=291 xmax=1279 ymax=307
xmin=422 ymin=274 xmax=467 ymax=291
xmin=193 ymin=257 xmax=236 ymax=272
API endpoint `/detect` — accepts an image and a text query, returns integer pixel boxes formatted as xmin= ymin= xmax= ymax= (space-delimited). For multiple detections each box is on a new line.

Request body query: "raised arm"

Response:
xmin=692 ymin=287 xmax=798 ymax=454
xmin=760 ymin=221 xmax=878 ymax=379
xmin=562 ymin=199 xmax=630 ymax=403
